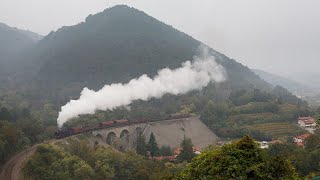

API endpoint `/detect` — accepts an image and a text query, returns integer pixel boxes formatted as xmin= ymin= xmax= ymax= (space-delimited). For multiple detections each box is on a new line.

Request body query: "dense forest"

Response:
xmin=0 ymin=103 xmax=58 ymax=164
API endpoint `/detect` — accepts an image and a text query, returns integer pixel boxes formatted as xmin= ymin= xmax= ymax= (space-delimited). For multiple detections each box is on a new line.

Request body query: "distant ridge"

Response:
xmin=0 ymin=23 xmax=42 ymax=41
xmin=252 ymin=69 xmax=307 ymax=92
xmin=0 ymin=22 xmax=42 ymax=74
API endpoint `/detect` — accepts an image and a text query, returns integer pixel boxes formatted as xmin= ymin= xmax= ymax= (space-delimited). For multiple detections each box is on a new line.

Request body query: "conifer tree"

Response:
xmin=159 ymin=145 xmax=173 ymax=156
xmin=177 ymin=137 xmax=195 ymax=162
xmin=136 ymin=132 xmax=147 ymax=156
xmin=147 ymin=133 xmax=159 ymax=157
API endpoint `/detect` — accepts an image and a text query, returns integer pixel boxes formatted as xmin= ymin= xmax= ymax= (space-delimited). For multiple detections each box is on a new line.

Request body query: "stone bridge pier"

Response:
xmin=92 ymin=123 xmax=149 ymax=151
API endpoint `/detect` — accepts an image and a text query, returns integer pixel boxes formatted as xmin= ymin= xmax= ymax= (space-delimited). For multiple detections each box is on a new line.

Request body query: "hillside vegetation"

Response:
xmin=22 ymin=136 xmax=300 ymax=179
xmin=253 ymin=69 xmax=320 ymax=106
xmin=252 ymin=69 xmax=307 ymax=92
xmin=4 ymin=5 xmax=272 ymax=107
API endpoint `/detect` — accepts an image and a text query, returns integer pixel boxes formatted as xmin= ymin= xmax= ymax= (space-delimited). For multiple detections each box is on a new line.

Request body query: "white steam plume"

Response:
xmin=57 ymin=49 xmax=226 ymax=127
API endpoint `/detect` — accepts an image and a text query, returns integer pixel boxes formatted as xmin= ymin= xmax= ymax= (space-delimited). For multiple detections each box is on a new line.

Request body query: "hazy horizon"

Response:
xmin=1 ymin=0 xmax=319 ymax=76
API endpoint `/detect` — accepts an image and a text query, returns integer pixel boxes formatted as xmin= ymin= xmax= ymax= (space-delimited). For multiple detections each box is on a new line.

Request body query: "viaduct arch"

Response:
xmin=91 ymin=117 xmax=219 ymax=151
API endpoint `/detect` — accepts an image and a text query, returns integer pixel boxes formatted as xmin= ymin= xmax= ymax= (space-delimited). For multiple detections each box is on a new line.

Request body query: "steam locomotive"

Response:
xmin=54 ymin=114 xmax=191 ymax=139
xmin=54 ymin=119 xmax=129 ymax=139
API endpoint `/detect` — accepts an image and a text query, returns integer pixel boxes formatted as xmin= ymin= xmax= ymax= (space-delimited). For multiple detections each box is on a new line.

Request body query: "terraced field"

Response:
xmin=246 ymin=122 xmax=307 ymax=138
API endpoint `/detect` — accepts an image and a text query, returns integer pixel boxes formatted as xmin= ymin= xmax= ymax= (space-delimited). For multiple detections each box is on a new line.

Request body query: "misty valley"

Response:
xmin=1 ymin=4 xmax=320 ymax=180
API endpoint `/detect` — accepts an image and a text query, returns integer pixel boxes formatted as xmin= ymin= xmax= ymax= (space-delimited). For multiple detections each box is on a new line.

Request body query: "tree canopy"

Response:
xmin=147 ymin=132 xmax=159 ymax=157
xmin=136 ymin=132 xmax=147 ymax=156
xmin=176 ymin=137 xmax=195 ymax=163
xmin=178 ymin=135 xmax=298 ymax=179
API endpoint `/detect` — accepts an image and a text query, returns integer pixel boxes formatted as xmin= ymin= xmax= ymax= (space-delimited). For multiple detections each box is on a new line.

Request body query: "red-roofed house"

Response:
xmin=298 ymin=116 xmax=316 ymax=133
xmin=298 ymin=116 xmax=316 ymax=128
xmin=293 ymin=134 xmax=312 ymax=147
xmin=173 ymin=146 xmax=201 ymax=156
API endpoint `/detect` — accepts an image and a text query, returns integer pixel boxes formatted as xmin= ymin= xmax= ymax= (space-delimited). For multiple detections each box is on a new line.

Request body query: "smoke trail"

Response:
xmin=57 ymin=48 xmax=226 ymax=127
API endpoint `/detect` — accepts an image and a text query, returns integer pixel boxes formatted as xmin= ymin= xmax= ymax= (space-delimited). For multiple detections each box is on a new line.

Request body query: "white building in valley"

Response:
xmin=298 ymin=116 xmax=317 ymax=133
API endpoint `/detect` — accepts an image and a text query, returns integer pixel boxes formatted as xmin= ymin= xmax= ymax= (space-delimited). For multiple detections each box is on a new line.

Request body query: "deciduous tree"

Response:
xmin=178 ymin=135 xmax=298 ymax=179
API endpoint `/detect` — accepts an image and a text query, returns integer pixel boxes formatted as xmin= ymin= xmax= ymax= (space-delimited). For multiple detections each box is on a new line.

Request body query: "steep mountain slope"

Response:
xmin=0 ymin=23 xmax=42 ymax=94
xmin=18 ymin=5 xmax=270 ymax=103
xmin=0 ymin=23 xmax=42 ymax=65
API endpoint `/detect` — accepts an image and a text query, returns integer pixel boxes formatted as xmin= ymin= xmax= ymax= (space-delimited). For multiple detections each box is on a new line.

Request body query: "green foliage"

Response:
xmin=136 ymin=132 xmax=147 ymax=156
xmin=267 ymin=138 xmax=320 ymax=178
xmin=272 ymin=85 xmax=307 ymax=106
xmin=176 ymin=137 xmax=195 ymax=163
xmin=24 ymin=139 xmax=182 ymax=180
xmin=147 ymin=132 xmax=159 ymax=157
xmin=200 ymin=88 xmax=312 ymax=140
xmin=178 ymin=105 xmax=196 ymax=116
xmin=229 ymin=89 xmax=272 ymax=106
xmin=178 ymin=135 xmax=298 ymax=179
xmin=0 ymin=103 xmax=58 ymax=165
xmin=200 ymin=100 xmax=229 ymax=129
xmin=23 ymin=144 xmax=95 ymax=180
xmin=267 ymin=143 xmax=298 ymax=157
xmin=159 ymin=145 xmax=173 ymax=156
xmin=0 ymin=107 xmax=12 ymax=121
xmin=0 ymin=121 xmax=30 ymax=163
xmin=231 ymin=102 xmax=279 ymax=114
xmin=64 ymin=139 xmax=93 ymax=161
xmin=94 ymin=160 xmax=115 ymax=180
xmin=304 ymin=134 xmax=320 ymax=151
xmin=245 ymin=122 xmax=307 ymax=138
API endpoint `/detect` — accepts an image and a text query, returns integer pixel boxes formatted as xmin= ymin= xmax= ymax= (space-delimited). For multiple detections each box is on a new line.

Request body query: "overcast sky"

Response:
xmin=0 ymin=0 xmax=319 ymax=76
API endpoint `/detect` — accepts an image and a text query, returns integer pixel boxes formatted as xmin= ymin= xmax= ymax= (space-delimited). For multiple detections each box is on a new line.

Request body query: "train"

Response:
xmin=54 ymin=119 xmax=129 ymax=139
xmin=54 ymin=114 xmax=192 ymax=139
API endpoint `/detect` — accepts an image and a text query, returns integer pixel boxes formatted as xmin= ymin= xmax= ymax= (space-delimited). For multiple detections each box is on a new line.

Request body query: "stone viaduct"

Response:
xmin=91 ymin=116 xmax=220 ymax=151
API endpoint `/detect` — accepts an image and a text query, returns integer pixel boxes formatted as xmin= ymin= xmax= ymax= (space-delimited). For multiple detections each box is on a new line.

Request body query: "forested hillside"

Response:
xmin=8 ymin=5 xmax=270 ymax=106
xmin=0 ymin=5 xmax=309 ymax=141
